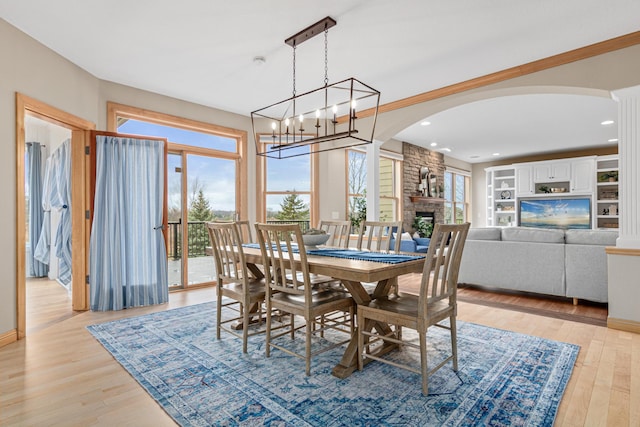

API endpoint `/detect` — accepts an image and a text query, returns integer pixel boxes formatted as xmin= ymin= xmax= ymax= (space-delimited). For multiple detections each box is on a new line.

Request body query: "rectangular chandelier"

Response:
xmin=251 ymin=17 xmax=380 ymax=159
xmin=252 ymin=78 xmax=380 ymax=158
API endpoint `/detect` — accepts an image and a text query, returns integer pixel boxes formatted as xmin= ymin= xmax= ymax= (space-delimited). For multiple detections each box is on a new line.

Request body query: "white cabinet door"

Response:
xmin=533 ymin=161 xmax=571 ymax=182
xmin=515 ymin=166 xmax=534 ymax=196
xmin=533 ymin=163 xmax=551 ymax=182
xmin=571 ymin=158 xmax=594 ymax=193
xmin=552 ymin=162 xmax=571 ymax=181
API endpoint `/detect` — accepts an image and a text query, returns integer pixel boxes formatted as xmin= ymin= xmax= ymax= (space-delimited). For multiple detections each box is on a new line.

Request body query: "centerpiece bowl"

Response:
xmin=301 ymin=233 xmax=330 ymax=249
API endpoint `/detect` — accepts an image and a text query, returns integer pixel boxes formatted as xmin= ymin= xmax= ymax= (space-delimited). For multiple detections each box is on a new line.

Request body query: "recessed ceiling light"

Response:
xmin=601 ymin=120 xmax=615 ymax=125
xmin=420 ymin=121 xmax=431 ymax=126
xmin=430 ymin=142 xmax=438 ymax=147
xmin=608 ymin=138 xmax=618 ymax=142
xmin=492 ymin=152 xmax=500 ymax=156
xmin=441 ymin=148 xmax=451 ymax=152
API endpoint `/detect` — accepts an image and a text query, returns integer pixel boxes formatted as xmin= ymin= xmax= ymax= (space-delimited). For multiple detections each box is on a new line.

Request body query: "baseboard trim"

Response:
xmin=0 ymin=329 xmax=18 ymax=348
xmin=607 ymin=317 xmax=640 ymax=334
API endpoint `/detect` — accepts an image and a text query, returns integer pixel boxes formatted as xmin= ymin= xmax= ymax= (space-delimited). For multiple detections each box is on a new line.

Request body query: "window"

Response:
xmin=257 ymin=137 xmax=317 ymax=231
xmin=115 ymin=118 xmax=238 ymax=152
xmin=347 ymin=150 xmax=367 ymax=227
xmin=346 ymin=149 xmax=402 ymax=224
xmin=379 ymin=157 xmax=399 ymax=221
xmin=444 ymin=168 xmax=471 ymax=224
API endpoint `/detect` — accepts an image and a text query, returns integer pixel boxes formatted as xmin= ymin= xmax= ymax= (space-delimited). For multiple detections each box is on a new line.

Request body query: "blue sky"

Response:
xmin=119 ymin=119 xmax=311 ymax=214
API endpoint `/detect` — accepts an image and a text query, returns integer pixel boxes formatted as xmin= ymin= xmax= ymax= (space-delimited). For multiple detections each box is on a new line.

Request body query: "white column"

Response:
xmin=608 ymin=85 xmax=640 ymax=329
xmin=365 ymin=140 xmax=383 ymax=221
xmin=612 ymin=86 xmax=640 ymax=249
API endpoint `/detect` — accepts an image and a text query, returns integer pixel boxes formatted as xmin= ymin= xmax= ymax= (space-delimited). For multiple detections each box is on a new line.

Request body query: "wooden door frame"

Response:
xmin=16 ymin=93 xmax=95 ymax=339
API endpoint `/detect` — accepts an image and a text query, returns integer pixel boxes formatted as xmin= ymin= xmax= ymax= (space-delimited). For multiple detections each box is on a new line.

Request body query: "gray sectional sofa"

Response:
xmin=458 ymin=227 xmax=618 ymax=303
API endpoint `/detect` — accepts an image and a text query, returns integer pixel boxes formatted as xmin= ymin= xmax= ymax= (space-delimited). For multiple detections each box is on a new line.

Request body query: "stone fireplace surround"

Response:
xmin=402 ymin=142 xmax=445 ymax=235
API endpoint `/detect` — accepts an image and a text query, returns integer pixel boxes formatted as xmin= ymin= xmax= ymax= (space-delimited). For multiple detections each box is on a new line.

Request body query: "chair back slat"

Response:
xmin=356 ymin=220 xmax=402 ymax=252
xmin=255 ymin=223 xmax=311 ymax=298
xmin=206 ymin=221 xmax=250 ymax=290
xmin=236 ymin=220 xmax=254 ymax=244
xmin=418 ymin=223 xmax=470 ymax=318
xmin=318 ymin=220 xmax=350 ymax=248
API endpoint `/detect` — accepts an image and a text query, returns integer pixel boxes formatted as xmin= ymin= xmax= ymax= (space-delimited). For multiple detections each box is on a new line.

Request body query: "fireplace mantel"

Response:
xmin=409 ymin=196 xmax=445 ymax=204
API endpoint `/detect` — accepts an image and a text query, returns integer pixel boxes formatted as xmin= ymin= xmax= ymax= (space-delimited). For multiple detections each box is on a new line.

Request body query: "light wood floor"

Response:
xmin=1 ymin=277 xmax=638 ymax=426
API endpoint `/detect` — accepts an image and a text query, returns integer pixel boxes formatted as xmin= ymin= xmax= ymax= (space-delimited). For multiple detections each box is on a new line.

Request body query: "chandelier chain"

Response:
xmin=324 ymin=27 xmax=329 ymax=86
xmin=292 ymin=43 xmax=296 ymax=97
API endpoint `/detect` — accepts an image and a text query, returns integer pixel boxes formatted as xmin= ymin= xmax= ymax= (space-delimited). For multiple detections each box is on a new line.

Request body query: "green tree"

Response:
xmin=187 ymin=190 xmax=214 ymax=256
xmin=349 ymin=192 xmax=367 ymax=231
xmin=275 ymin=193 xmax=309 ymax=220
xmin=188 ymin=190 xmax=214 ymax=221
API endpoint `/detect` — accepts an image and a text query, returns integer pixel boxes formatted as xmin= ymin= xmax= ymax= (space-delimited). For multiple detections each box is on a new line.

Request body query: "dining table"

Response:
xmin=239 ymin=245 xmax=426 ymax=379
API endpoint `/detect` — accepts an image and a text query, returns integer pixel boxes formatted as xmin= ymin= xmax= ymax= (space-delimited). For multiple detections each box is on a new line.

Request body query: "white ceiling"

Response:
xmin=1 ymin=0 xmax=638 ymax=162
xmin=395 ymin=94 xmax=619 ymax=163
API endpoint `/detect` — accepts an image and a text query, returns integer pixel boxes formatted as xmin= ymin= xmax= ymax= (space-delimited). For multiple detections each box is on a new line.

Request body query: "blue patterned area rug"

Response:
xmin=87 ymin=302 xmax=579 ymax=426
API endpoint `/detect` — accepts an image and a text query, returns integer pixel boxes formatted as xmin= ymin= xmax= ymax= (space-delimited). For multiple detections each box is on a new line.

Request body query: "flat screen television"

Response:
xmin=519 ymin=197 xmax=591 ymax=229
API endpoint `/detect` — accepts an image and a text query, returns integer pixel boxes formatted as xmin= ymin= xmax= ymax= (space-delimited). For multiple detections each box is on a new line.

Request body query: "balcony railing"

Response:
xmin=266 ymin=220 xmax=310 ymax=234
xmin=167 ymin=219 xmax=311 ymax=260
xmin=167 ymin=221 xmax=208 ymax=260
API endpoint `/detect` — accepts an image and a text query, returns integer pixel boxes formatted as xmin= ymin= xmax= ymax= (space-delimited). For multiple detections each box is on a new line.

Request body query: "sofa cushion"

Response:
xmin=467 ymin=227 xmax=501 ymax=241
xmin=565 ymin=229 xmax=618 ymax=246
xmin=501 ymin=227 xmax=565 ymax=244
xmin=414 ymin=237 xmax=431 ymax=247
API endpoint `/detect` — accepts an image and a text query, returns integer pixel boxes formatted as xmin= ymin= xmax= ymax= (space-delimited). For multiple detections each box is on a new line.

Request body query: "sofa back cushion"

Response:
xmin=467 ymin=227 xmax=501 ymax=241
xmin=565 ymin=229 xmax=618 ymax=246
xmin=501 ymin=227 xmax=565 ymax=243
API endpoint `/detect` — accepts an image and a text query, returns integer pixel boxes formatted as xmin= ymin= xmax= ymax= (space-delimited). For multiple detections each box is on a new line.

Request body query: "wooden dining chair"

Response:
xmin=356 ymin=220 xmax=403 ymax=252
xmin=206 ymin=221 xmax=266 ymax=353
xmin=357 ymin=222 xmax=470 ymax=395
xmin=356 ymin=220 xmax=403 ymax=295
xmin=255 ymin=223 xmax=355 ymax=376
xmin=318 ymin=219 xmax=351 ymax=248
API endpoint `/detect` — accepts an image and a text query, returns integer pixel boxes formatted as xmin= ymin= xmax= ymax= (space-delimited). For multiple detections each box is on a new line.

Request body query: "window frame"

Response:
xmin=345 ymin=148 xmax=402 ymax=222
xmin=255 ymin=135 xmax=319 ymax=227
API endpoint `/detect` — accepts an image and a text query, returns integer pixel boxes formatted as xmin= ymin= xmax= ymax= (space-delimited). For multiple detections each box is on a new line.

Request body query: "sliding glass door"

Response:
xmin=167 ymin=153 xmax=183 ymax=288
xmin=168 ymin=151 xmax=238 ymax=288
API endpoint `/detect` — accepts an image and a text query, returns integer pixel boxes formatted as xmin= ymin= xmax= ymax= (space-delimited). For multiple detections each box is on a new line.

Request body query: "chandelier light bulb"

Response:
xmin=351 ymin=99 xmax=357 ymax=123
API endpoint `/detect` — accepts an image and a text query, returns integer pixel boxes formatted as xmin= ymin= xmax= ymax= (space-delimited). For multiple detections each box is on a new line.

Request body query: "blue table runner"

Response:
xmin=242 ymin=244 xmax=424 ymax=264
